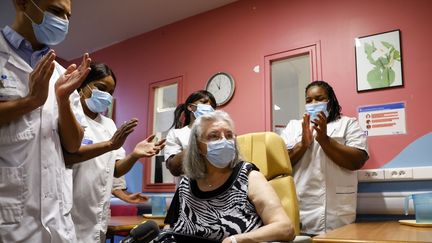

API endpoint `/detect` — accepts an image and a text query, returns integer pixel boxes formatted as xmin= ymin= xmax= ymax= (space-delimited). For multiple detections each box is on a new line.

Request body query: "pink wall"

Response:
xmin=72 ymin=0 xmax=431 ymax=169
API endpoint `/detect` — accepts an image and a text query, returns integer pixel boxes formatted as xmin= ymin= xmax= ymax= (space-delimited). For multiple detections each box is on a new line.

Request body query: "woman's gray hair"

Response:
xmin=183 ymin=110 xmax=241 ymax=180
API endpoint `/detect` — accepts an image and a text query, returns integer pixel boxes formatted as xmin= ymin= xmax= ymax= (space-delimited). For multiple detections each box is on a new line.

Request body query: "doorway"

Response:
xmin=264 ymin=44 xmax=322 ymax=132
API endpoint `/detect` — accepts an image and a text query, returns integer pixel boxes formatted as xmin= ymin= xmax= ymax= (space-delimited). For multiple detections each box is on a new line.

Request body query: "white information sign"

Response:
xmin=358 ymin=102 xmax=406 ymax=136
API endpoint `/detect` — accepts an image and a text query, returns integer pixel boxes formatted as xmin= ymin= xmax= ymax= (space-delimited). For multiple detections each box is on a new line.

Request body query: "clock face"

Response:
xmin=206 ymin=72 xmax=235 ymax=106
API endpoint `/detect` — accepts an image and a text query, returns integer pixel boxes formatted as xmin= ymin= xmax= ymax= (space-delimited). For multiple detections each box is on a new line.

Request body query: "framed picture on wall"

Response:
xmin=355 ymin=29 xmax=403 ymax=92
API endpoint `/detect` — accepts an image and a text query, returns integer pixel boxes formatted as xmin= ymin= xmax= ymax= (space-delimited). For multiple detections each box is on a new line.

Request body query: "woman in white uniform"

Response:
xmin=164 ymin=90 xmax=216 ymax=179
xmin=0 ymin=0 xmax=91 ymax=242
xmin=64 ymin=62 xmax=165 ymax=243
xmin=280 ymin=80 xmax=369 ymax=235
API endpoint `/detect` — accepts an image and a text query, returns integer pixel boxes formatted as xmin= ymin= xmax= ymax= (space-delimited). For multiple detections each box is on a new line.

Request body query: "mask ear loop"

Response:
xmin=79 ymin=85 xmax=93 ymax=99
xmin=86 ymin=84 xmax=93 ymax=91
xmin=23 ymin=0 xmax=44 ymax=24
xmin=23 ymin=11 xmax=37 ymax=24
xmin=29 ymin=0 xmax=44 ymax=13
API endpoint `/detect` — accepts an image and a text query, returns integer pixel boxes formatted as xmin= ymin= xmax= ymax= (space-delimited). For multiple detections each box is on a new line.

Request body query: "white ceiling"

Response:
xmin=0 ymin=0 xmax=237 ymax=61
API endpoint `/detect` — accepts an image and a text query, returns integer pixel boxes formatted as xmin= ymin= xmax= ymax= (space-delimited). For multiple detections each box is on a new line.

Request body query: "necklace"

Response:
xmin=202 ymin=178 xmax=213 ymax=188
xmin=203 ymin=170 xmax=230 ymax=189
xmin=205 ymin=179 xmax=213 ymax=188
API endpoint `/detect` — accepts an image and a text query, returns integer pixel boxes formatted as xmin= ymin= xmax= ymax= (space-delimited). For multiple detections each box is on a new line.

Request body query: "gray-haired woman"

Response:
xmin=163 ymin=110 xmax=295 ymax=243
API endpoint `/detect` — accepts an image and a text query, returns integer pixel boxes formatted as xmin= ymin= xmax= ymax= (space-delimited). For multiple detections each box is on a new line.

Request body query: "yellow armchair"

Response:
xmin=237 ymin=132 xmax=300 ymax=235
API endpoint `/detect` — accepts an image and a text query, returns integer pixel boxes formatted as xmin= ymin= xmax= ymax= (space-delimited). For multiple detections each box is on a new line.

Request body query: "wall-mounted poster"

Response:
xmin=355 ymin=30 xmax=403 ymax=92
xmin=358 ymin=102 xmax=406 ymax=137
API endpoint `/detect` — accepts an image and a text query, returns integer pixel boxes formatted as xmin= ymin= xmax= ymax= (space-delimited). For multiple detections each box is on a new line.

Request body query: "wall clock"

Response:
xmin=205 ymin=72 xmax=235 ymax=106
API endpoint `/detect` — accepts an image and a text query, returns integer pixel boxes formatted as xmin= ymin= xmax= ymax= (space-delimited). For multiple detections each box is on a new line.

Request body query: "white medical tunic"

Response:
xmin=0 ymin=34 xmax=81 ymax=242
xmin=164 ymin=126 xmax=191 ymax=160
xmin=280 ymin=116 xmax=368 ymax=235
xmin=71 ymin=114 xmax=125 ymax=243
xmin=164 ymin=126 xmax=191 ymax=185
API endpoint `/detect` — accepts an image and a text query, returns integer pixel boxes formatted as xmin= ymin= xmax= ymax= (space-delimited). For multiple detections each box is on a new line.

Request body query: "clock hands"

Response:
xmin=216 ymin=77 xmax=221 ymax=90
xmin=206 ymin=72 xmax=234 ymax=106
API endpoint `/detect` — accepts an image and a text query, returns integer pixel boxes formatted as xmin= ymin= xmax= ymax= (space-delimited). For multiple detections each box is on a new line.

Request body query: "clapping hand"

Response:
xmin=55 ymin=53 xmax=91 ymax=102
xmin=132 ymin=134 xmax=166 ymax=159
xmin=109 ymin=118 xmax=139 ymax=150
xmin=312 ymin=111 xmax=329 ymax=144
xmin=28 ymin=50 xmax=56 ymax=107
xmin=301 ymin=113 xmax=314 ymax=148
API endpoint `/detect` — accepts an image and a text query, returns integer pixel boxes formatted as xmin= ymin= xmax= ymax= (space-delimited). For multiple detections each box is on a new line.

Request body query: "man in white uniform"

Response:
xmin=281 ymin=81 xmax=368 ymax=235
xmin=0 ymin=0 xmax=91 ymax=242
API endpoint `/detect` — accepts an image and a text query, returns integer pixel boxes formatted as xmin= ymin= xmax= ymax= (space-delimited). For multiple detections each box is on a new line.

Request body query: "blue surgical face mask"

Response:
xmin=193 ymin=104 xmax=214 ymax=118
xmin=305 ymin=102 xmax=329 ymax=122
xmin=85 ymin=88 xmax=113 ymax=114
xmin=24 ymin=0 xmax=69 ymax=46
xmin=206 ymin=138 xmax=236 ymax=168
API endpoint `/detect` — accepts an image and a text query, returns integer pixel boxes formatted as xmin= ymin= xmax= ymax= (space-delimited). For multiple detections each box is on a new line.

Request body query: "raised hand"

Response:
xmin=131 ymin=134 xmax=166 ymax=159
xmin=301 ymin=113 xmax=313 ymax=148
xmin=28 ymin=50 xmax=56 ymax=107
xmin=313 ymin=111 xmax=329 ymax=144
xmin=55 ymin=53 xmax=91 ymax=102
xmin=109 ymin=118 xmax=139 ymax=150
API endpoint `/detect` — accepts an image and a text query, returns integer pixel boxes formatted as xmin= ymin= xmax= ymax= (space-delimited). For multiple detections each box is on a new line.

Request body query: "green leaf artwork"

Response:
xmin=364 ymin=41 xmax=401 ymax=88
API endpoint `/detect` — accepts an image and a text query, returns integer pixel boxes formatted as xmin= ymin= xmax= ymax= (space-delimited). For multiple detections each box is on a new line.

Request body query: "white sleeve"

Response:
xmin=69 ymin=90 xmax=87 ymax=128
xmin=114 ymin=146 xmax=126 ymax=161
xmin=280 ymin=120 xmax=301 ymax=150
xmin=112 ymin=176 xmax=127 ymax=191
xmin=163 ymin=128 xmax=183 ymax=161
xmin=345 ymin=117 xmax=369 ymax=155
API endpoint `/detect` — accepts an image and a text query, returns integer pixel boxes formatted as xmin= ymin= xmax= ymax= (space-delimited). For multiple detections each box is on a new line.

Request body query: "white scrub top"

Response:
xmin=71 ymin=114 xmax=125 ymax=243
xmin=164 ymin=126 xmax=191 ymax=160
xmin=164 ymin=126 xmax=191 ymax=185
xmin=0 ymin=34 xmax=82 ymax=242
xmin=281 ymin=116 xmax=368 ymax=235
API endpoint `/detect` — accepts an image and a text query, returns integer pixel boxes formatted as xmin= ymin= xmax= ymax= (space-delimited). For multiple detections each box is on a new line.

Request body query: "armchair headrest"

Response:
xmin=237 ymin=132 xmax=292 ymax=180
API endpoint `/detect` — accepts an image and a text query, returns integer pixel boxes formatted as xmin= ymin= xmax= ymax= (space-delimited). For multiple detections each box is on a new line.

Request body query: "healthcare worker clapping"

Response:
xmin=281 ymin=80 xmax=369 ymax=235
xmin=0 ymin=0 xmax=91 ymax=242
xmin=63 ymin=62 xmax=165 ymax=243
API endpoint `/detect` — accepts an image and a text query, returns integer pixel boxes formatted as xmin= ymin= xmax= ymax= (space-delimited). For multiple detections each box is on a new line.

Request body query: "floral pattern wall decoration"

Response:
xmin=355 ymin=30 xmax=403 ymax=92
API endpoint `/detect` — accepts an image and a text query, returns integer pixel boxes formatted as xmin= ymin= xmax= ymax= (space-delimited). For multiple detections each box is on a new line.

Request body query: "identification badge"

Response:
xmin=82 ymin=138 xmax=93 ymax=145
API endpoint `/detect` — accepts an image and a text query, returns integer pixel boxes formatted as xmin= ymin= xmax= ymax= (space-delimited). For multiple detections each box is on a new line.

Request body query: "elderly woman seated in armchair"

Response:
xmin=162 ymin=110 xmax=295 ymax=243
